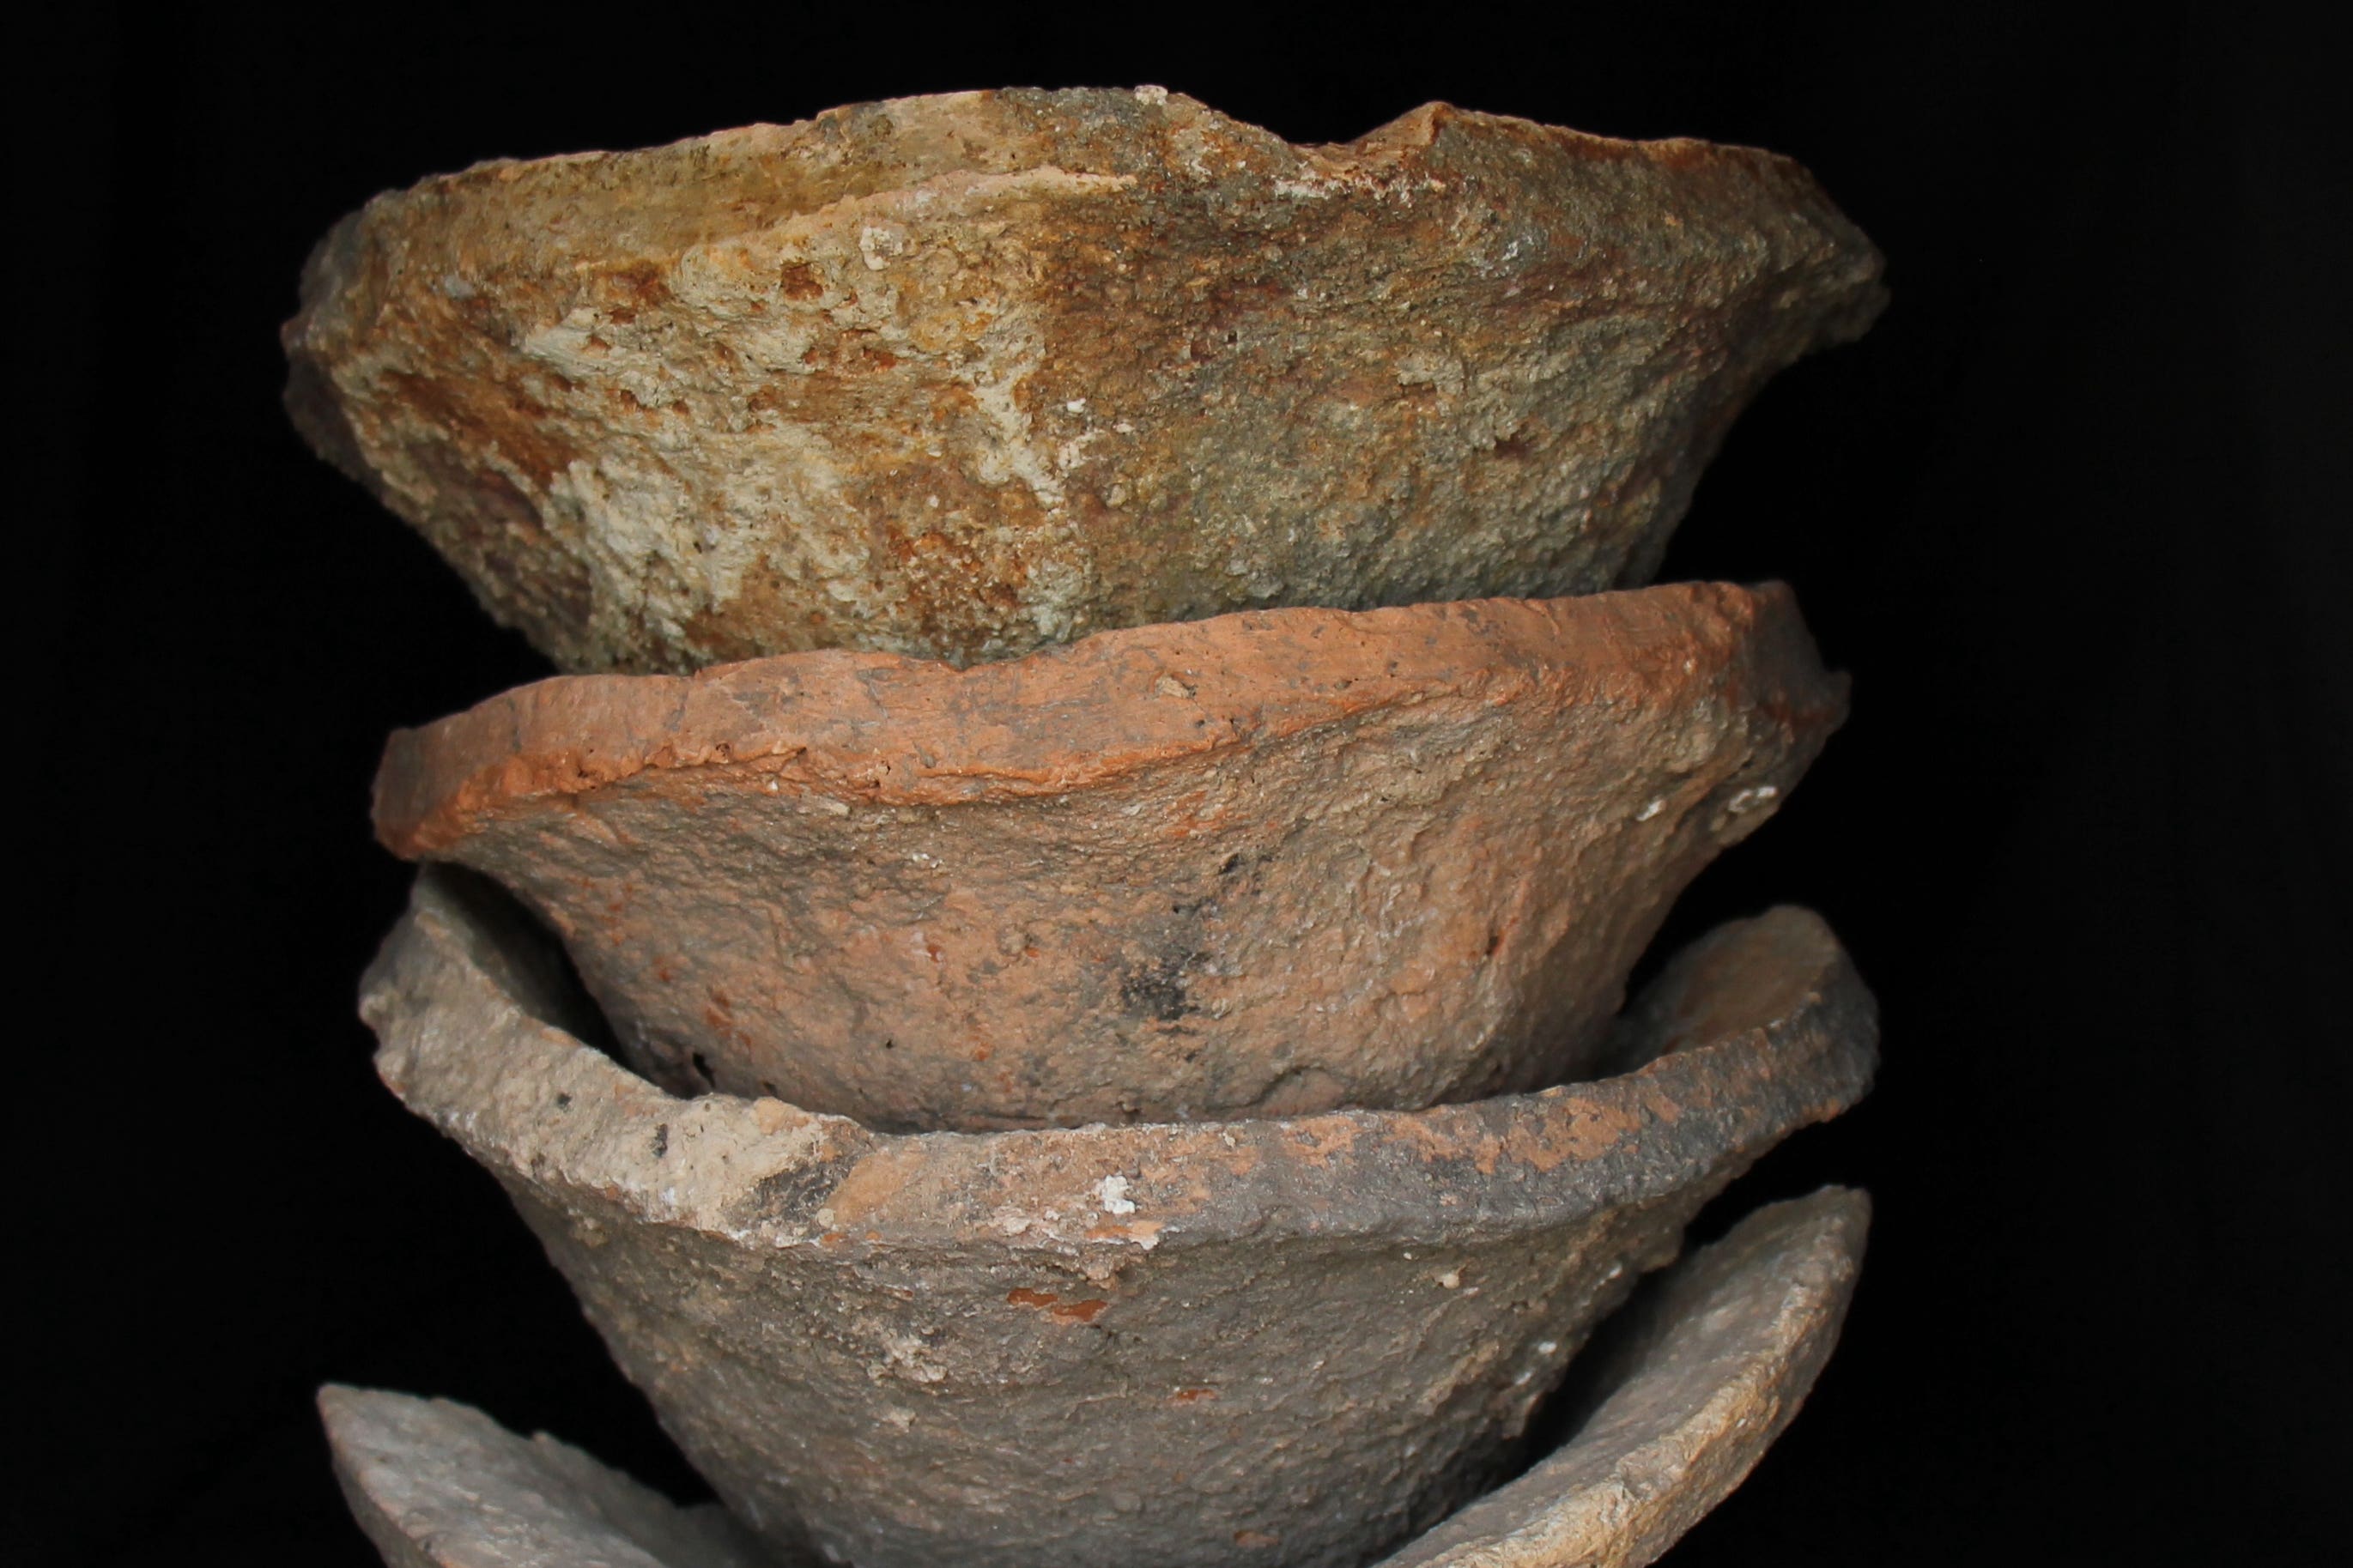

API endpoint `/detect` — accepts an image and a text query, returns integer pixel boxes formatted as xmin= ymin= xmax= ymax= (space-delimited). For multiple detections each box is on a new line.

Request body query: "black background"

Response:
xmin=27 ymin=3 xmax=2348 ymax=1563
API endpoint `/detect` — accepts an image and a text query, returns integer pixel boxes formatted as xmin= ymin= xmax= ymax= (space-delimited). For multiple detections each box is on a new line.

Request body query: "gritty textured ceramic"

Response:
xmin=359 ymin=868 xmax=1877 ymax=1568
xmin=286 ymin=88 xmax=1883 ymax=672
xmin=322 ymin=1388 xmax=770 ymax=1568
xmin=374 ymin=581 xmax=1845 ymax=1131
xmin=319 ymin=1188 xmax=1868 ymax=1568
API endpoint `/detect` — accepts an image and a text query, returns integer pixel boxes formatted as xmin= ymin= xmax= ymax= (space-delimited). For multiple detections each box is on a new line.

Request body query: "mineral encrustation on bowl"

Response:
xmin=286 ymin=87 xmax=1883 ymax=673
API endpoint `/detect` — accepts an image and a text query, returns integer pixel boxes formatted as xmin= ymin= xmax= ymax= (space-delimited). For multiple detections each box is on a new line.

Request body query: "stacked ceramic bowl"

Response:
xmin=300 ymin=88 xmax=1887 ymax=1568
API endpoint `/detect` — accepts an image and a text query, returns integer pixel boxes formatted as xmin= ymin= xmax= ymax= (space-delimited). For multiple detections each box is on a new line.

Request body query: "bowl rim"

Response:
xmin=294 ymin=86 xmax=1872 ymax=286
xmin=373 ymin=580 xmax=1841 ymax=857
xmin=361 ymin=867 xmax=1877 ymax=1257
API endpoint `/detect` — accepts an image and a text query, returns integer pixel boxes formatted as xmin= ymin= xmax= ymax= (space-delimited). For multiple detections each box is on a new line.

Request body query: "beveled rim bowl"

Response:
xmin=356 ymin=868 xmax=1877 ymax=1568
xmin=373 ymin=581 xmax=1847 ymax=1133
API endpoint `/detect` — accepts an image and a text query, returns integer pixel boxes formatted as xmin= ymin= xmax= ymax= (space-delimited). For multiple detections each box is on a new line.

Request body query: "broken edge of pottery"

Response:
xmin=373 ymin=581 xmax=1847 ymax=1133
xmin=320 ymin=1384 xmax=772 ymax=1568
xmin=1375 ymin=1187 xmax=1869 ymax=1568
xmin=357 ymin=868 xmax=1876 ymax=1568
xmin=320 ymin=1187 xmax=1869 ymax=1568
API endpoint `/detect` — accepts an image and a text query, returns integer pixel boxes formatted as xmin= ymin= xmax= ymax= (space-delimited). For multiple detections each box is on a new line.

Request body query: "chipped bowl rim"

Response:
xmin=363 ymin=869 xmax=1878 ymax=1257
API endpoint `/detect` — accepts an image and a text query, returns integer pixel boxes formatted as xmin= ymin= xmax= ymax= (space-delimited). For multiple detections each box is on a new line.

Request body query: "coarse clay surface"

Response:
xmin=286 ymin=88 xmax=1884 ymax=672
xmin=360 ymin=868 xmax=1877 ymax=1568
xmin=319 ymin=1386 xmax=770 ymax=1568
xmin=375 ymin=582 xmax=1847 ymax=1130
xmin=318 ymin=1190 xmax=1867 ymax=1568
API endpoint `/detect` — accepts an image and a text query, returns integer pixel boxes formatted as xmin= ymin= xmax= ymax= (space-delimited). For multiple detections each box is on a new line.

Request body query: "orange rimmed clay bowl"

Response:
xmin=374 ymin=581 xmax=1846 ymax=1132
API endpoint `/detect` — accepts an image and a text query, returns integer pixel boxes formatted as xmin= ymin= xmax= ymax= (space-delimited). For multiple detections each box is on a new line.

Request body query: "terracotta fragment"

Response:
xmin=318 ymin=1385 xmax=770 ymax=1568
xmin=318 ymin=1189 xmax=1867 ymax=1568
xmin=359 ymin=867 xmax=1877 ymax=1568
xmin=375 ymin=582 xmax=1846 ymax=1131
xmin=285 ymin=88 xmax=1883 ymax=673
xmin=1376 ymin=1188 xmax=1869 ymax=1568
